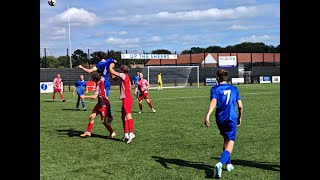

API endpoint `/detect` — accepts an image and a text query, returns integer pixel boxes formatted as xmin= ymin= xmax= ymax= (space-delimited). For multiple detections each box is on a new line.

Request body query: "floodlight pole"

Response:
xmin=68 ymin=3 xmax=72 ymax=68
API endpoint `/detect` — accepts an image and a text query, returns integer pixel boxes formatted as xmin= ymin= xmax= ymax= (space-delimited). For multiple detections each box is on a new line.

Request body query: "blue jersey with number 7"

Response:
xmin=210 ymin=84 xmax=241 ymax=123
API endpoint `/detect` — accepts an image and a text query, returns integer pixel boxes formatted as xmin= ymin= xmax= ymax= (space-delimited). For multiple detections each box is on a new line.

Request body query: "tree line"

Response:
xmin=40 ymin=42 xmax=280 ymax=69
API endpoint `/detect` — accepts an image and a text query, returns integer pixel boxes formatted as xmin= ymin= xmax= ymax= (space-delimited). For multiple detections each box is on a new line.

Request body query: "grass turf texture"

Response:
xmin=40 ymin=83 xmax=280 ymax=179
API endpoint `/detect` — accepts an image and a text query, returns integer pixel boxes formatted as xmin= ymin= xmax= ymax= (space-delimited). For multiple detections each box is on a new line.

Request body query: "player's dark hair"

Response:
xmin=121 ymin=65 xmax=129 ymax=73
xmin=96 ymin=51 xmax=105 ymax=60
xmin=91 ymin=71 xmax=101 ymax=82
xmin=216 ymin=69 xmax=228 ymax=82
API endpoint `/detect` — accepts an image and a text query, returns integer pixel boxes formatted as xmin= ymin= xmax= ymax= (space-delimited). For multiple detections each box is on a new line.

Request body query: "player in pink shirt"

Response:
xmin=79 ymin=72 xmax=116 ymax=139
xmin=52 ymin=73 xmax=65 ymax=102
xmin=109 ymin=65 xmax=136 ymax=144
xmin=137 ymin=73 xmax=156 ymax=113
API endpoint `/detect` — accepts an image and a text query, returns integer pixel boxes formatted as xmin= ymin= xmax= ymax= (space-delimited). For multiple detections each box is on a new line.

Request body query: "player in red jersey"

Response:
xmin=109 ymin=65 xmax=136 ymax=144
xmin=52 ymin=73 xmax=65 ymax=102
xmin=80 ymin=71 xmax=116 ymax=139
xmin=137 ymin=73 xmax=156 ymax=113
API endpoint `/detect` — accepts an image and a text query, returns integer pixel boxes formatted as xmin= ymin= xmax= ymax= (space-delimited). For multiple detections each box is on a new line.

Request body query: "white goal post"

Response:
xmin=140 ymin=66 xmax=199 ymax=89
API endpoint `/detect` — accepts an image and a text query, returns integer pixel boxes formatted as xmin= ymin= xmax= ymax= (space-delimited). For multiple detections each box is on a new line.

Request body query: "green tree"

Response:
xmin=205 ymin=46 xmax=223 ymax=53
xmin=180 ymin=50 xmax=190 ymax=54
xmin=152 ymin=49 xmax=172 ymax=54
xmin=190 ymin=47 xmax=205 ymax=53
xmin=45 ymin=56 xmax=59 ymax=68
xmin=90 ymin=51 xmax=100 ymax=65
xmin=58 ymin=56 xmax=70 ymax=68
xmin=232 ymin=42 xmax=266 ymax=52
xmin=276 ymin=44 xmax=280 ymax=52
xmin=72 ymin=49 xmax=88 ymax=67
xmin=40 ymin=57 xmax=45 ymax=68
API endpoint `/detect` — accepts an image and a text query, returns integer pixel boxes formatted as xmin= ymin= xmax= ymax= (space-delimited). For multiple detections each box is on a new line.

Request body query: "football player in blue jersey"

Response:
xmin=204 ymin=69 xmax=243 ymax=179
xmin=78 ymin=51 xmax=117 ymax=122
xmin=132 ymin=71 xmax=140 ymax=100
xmin=72 ymin=74 xmax=88 ymax=111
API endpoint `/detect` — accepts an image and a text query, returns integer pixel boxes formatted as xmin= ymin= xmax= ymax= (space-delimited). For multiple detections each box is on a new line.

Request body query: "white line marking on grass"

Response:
xmin=41 ymin=91 xmax=279 ymax=103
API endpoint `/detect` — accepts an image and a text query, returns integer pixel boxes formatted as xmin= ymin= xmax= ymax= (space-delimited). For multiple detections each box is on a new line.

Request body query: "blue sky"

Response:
xmin=40 ymin=0 xmax=280 ymax=54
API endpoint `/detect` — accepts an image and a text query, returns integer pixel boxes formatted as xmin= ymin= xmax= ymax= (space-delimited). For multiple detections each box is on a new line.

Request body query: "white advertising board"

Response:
xmin=121 ymin=54 xmax=177 ymax=59
xmin=272 ymin=76 xmax=280 ymax=83
xmin=259 ymin=76 xmax=272 ymax=83
xmin=218 ymin=56 xmax=237 ymax=67
xmin=231 ymin=78 xmax=245 ymax=84
xmin=40 ymin=82 xmax=63 ymax=93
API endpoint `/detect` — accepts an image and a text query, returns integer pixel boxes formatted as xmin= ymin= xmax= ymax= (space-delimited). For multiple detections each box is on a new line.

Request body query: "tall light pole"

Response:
xmin=68 ymin=3 xmax=72 ymax=68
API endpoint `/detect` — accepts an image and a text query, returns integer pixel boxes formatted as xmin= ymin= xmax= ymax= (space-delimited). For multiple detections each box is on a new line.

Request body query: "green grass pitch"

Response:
xmin=40 ymin=83 xmax=280 ymax=179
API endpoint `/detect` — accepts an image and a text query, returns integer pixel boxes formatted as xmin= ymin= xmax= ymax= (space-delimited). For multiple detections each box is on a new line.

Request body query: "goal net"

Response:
xmin=140 ymin=66 xmax=199 ymax=89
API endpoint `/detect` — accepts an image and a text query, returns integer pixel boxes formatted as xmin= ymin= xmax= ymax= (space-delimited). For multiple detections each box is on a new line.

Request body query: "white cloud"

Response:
xmin=118 ymin=31 xmax=128 ymax=35
xmin=40 ymin=1 xmax=280 ymax=51
xmin=46 ymin=27 xmax=68 ymax=40
xmin=239 ymin=35 xmax=272 ymax=43
xmin=120 ymin=6 xmax=257 ymax=23
xmin=149 ymin=36 xmax=162 ymax=43
xmin=48 ymin=7 xmax=101 ymax=26
xmin=105 ymin=37 xmax=140 ymax=45
xmin=228 ymin=24 xmax=249 ymax=30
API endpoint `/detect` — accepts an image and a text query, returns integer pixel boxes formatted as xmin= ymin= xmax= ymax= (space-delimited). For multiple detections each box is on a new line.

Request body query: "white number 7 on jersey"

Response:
xmin=223 ymin=90 xmax=231 ymax=105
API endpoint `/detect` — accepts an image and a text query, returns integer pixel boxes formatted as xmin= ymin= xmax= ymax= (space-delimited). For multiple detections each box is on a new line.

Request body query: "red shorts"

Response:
xmin=53 ymin=88 xmax=62 ymax=93
xmin=122 ymin=98 xmax=133 ymax=114
xmin=92 ymin=104 xmax=107 ymax=118
xmin=138 ymin=92 xmax=149 ymax=101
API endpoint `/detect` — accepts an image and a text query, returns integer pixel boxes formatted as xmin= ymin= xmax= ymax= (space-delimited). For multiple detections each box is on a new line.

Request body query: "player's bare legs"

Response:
xmin=59 ymin=92 xmax=65 ymax=101
xmin=138 ymin=99 xmax=143 ymax=113
xmin=146 ymin=98 xmax=155 ymax=112
xmin=101 ymin=115 xmax=115 ymax=139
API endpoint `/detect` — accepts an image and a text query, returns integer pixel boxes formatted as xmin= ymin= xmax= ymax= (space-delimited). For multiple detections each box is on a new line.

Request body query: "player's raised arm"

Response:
xmin=78 ymin=65 xmax=97 ymax=73
xmin=109 ymin=62 xmax=120 ymax=78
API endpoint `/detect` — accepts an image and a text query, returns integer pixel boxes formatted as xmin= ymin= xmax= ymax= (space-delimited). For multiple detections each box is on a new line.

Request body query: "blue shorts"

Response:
xmin=104 ymin=81 xmax=111 ymax=97
xmin=76 ymin=89 xmax=84 ymax=96
xmin=216 ymin=119 xmax=237 ymax=141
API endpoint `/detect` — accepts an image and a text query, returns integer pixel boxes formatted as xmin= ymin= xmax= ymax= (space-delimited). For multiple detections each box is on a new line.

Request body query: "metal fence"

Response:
xmin=40 ymin=66 xmax=280 ymax=91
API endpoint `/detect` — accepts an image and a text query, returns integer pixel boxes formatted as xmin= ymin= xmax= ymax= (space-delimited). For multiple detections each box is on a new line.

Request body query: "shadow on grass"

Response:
xmin=212 ymin=157 xmax=280 ymax=172
xmin=62 ymin=108 xmax=78 ymax=111
xmin=113 ymin=110 xmax=153 ymax=113
xmin=43 ymin=100 xmax=56 ymax=102
xmin=151 ymin=156 xmax=214 ymax=178
xmin=56 ymin=128 xmax=123 ymax=142
xmin=43 ymin=100 xmax=67 ymax=102
xmin=135 ymin=111 xmax=155 ymax=114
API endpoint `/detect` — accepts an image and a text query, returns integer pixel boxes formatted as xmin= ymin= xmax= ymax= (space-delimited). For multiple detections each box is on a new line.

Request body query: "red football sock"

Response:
xmin=86 ymin=122 xmax=94 ymax=132
xmin=139 ymin=103 xmax=142 ymax=111
xmin=124 ymin=120 xmax=129 ymax=133
xmin=148 ymin=102 xmax=153 ymax=108
xmin=128 ymin=119 xmax=134 ymax=132
xmin=60 ymin=93 xmax=64 ymax=100
xmin=53 ymin=93 xmax=56 ymax=100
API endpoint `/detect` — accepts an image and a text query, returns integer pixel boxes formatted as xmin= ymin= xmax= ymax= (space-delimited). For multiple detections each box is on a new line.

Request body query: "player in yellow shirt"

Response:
xmin=157 ymin=72 xmax=163 ymax=90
